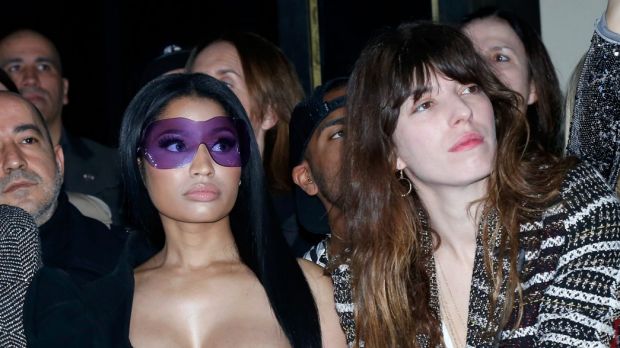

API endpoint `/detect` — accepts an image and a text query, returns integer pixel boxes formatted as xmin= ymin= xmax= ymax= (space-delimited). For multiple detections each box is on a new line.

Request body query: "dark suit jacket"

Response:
xmin=25 ymin=231 xmax=156 ymax=347
xmin=39 ymin=191 xmax=127 ymax=285
xmin=60 ymin=130 xmax=123 ymax=225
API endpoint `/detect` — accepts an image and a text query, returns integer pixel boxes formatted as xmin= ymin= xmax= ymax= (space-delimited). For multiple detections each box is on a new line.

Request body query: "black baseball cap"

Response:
xmin=289 ymin=77 xmax=347 ymax=235
xmin=140 ymin=44 xmax=191 ymax=86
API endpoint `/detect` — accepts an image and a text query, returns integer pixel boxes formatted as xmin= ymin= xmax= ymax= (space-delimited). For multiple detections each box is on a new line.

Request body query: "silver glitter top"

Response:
xmin=567 ymin=16 xmax=620 ymax=187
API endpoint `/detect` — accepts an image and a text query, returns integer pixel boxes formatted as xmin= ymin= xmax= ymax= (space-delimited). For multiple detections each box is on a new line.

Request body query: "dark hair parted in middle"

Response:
xmin=118 ymin=73 xmax=321 ymax=347
xmin=462 ymin=7 xmax=564 ymax=155
xmin=336 ymin=22 xmax=573 ymax=347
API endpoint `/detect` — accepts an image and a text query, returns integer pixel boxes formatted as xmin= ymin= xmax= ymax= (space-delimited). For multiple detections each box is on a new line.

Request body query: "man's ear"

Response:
xmin=292 ymin=161 xmax=319 ymax=196
xmin=260 ymin=105 xmax=278 ymax=131
xmin=53 ymin=144 xmax=64 ymax=176
xmin=62 ymin=78 xmax=69 ymax=105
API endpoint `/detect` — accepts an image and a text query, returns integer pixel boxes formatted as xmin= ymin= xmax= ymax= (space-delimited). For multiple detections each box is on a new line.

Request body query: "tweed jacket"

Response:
xmin=310 ymin=162 xmax=620 ymax=347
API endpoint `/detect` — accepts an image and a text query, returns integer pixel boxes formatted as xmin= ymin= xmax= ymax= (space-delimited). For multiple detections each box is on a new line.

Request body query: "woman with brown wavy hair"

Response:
xmin=328 ymin=20 xmax=620 ymax=347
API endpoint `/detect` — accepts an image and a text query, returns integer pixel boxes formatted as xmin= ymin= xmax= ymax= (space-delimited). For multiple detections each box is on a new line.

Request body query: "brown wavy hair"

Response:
xmin=188 ymin=32 xmax=304 ymax=192
xmin=333 ymin=22 xmax=574 ymax=347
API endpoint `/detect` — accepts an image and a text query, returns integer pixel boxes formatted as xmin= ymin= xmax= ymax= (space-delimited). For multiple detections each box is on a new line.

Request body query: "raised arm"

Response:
xmin=566 ymin=2 xmax=620 ymax=188
xmin=607 ymin=0 xmax=620 ymax=32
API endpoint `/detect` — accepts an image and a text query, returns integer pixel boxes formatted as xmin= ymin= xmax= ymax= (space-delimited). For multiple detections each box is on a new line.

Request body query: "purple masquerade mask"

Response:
xmin=139 ymin=116 xmax=247 ymax=169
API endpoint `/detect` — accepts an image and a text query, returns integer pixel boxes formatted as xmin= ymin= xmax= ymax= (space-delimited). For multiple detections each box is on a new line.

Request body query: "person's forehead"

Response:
xmin=466 ymin=18 xmax=523 ymax=50
xmin=0 ymin=31 xmax=61 ymax=63
xmin=194 ymin=41 xmax=242 ymax=72
xmin=317 ymin=107 xmax=345 ymax=130
xmin=158 ymin=96 xmax=227 ymax=121
xmin=0 ymin=93 xmax=45 ymax=128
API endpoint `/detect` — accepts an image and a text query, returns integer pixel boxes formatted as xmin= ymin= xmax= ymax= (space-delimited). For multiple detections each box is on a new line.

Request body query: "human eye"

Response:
xmin=37 ymin=63 xmax=53 ymax=72
xmin=158 ymin=136 xmax=187 ymax=152
xmin=211 ymin=137 xmax=237 ymax=152
xmin=462 ymin=84 xmax=481 ymax=95
xmin=219 ymin=78 xmax=234 ymax=89
xmin=413 ymin=100 xmax=433 ymax=113
xmin=20 ymin=136 xmax=40 ymax=145
xmin=493 ymin=53 xmax=510 ymax=63
xmin=329 ymin=128 xmax=345 ymax=140
xmin=5 ymin=63 xmax=21 ymax=73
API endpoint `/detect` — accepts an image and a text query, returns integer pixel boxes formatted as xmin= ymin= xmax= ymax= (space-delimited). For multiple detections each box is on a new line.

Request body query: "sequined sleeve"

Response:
xmin=567 ymin=17 xmax=620 ymax=187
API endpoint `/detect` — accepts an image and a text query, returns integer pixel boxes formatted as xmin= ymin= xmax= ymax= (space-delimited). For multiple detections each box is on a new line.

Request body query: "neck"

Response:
xmin=48 ymin=118 xmax=62 ymax=146
xmin=327 ymin=206 xmax=344 ymax=237
xmin=415 ymin=178 xmax=487 ymax=261
xmin=156 ymin=215 xmax=239 ymax=269
xmin=318 ymin=194 xmax=345 ymax=236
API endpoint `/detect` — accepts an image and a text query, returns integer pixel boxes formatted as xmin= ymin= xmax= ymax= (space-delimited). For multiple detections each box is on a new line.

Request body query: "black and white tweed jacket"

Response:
xmin=308 ymin=162 xmax=620 ymax=347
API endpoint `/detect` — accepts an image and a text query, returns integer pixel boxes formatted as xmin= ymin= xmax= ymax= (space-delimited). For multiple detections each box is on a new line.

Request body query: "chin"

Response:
xmin=175 ymin=210 xmax=230 ymax=224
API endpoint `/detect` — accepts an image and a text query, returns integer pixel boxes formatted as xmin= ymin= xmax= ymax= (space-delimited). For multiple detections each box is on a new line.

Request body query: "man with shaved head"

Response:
xmin=0 ymin=91 xmax=125 ymax=284
xmin=0 ymin=30 xmax=122 ymax=224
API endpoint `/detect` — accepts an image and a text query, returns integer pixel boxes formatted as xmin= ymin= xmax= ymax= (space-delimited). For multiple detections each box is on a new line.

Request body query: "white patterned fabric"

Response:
xmin=0 ymin=205 xmax=42 ymax=347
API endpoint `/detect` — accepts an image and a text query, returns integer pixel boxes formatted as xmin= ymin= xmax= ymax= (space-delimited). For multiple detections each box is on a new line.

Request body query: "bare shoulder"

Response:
xmin=297 ymin=258 xmax=331 ymax=296
xmin=297 ymin=259 xmax=347 ymax=348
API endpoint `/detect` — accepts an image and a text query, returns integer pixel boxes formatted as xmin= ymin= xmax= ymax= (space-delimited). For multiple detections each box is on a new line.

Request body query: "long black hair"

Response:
xmin=119 ymin=73 xmax=322 ymax=347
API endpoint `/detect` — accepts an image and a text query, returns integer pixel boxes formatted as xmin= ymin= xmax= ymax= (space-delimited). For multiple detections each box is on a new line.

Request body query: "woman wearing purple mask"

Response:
xmin=24 ymin=73 xmax=345 ymax=347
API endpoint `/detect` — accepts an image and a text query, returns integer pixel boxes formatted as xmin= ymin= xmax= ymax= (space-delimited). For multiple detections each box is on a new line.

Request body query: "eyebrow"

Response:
xmin=316 ymin=116 xmax=345 ymax=136
xmin=35 ymin=57 xmax=60 ymax=67
xmin=488 ymin=46 xmax=516 ymax=53
xmin=216 ymin=68 xmax=242 ymax=78
xmin=14 ymin=123 xmax=45 ymax=137
xmin=1 ymin=58 xmax=22 ymax=66
xmin=157 ymin=126 xmax=236 ymax=135
xmin=2 ymin=57 xmax=60 ymax=68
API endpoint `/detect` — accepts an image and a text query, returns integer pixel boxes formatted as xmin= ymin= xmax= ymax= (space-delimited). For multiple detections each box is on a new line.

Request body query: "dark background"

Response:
xmin=0 ymin=0 xmax=539 ymax=147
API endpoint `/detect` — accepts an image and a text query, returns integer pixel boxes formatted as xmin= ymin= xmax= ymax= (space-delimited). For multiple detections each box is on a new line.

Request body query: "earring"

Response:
xmin=307 ymin=177 xmax=314 ymax=184
xmin=398 ymin=170 xmax=412 ymax=197
xmin=239 ymin=180 xmax=242 ymax=187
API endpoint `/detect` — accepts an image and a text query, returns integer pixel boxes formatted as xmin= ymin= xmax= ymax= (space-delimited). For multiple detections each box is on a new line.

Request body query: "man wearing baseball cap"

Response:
xmin=289 ymin=77 xmax=347 ymax=265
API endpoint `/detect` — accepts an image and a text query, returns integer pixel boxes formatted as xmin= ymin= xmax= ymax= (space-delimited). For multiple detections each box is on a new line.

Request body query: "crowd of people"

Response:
xmin=0 ymin=1 xmax=618 ymax=348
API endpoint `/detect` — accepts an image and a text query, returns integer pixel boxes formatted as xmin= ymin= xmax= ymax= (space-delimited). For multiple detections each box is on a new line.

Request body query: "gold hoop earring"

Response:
xmin=398 ymin=170 xmax=412 ymax=197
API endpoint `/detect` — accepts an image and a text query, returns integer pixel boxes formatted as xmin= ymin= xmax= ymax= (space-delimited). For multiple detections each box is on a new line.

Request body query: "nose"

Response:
xmin=189 ymin=144 xmax=215 ymax=177
xmin=20 ymin=65 xmax=40 ymax=87
xmin=1 ymin=143 xmax=27 ymax=174
xmin=449 ymin=96 xmax=473 ymax=127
